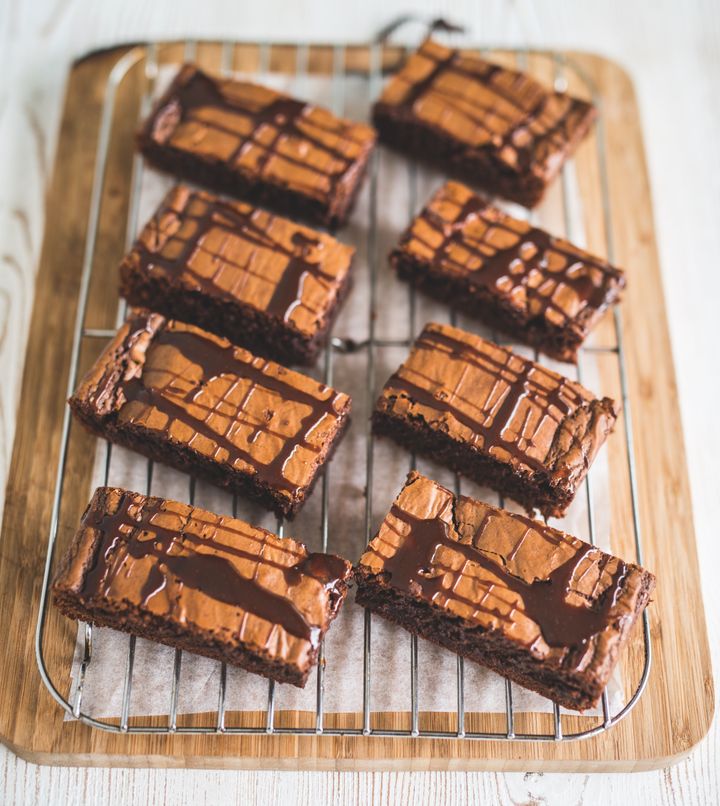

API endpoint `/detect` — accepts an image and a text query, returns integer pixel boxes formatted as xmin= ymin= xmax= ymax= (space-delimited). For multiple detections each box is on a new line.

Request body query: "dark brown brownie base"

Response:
xmin=70 ymin=401 xmax=350 ymax=519
xmin=373 ymin=108 xmax=597 ymax=209
xmin=120 ymin=262 xmax=354 ymax=367
xmin=372 ymin=409 xmax=570 ymax=518
xmin=391 ymin=252 xmax=617 ymax=364
xmin=137 ymin=138 xmax=369 ymax=230
xmin=355 ymin=568 xmax=654 ymax=711
xmin=54 ymin=592 xmax=329 ymax=687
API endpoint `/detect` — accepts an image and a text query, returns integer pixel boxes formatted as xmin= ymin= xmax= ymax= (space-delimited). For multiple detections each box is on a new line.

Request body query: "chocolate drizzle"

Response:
xmin=402 ymin=186 xmax=622 ymax=329
xmin=81 ymin=490 xmax=350 ymax=645
xmin=382 ymin=324 xmax=584 ymax=472
xmin=379 ymin=38 xmax=592 ymax=175
xmin=267 ymin=231 xmax=335 ymax=321
xmin=137 ymin=190 xmax=341 ymax=327
xmin=157 ymin=66 xmax=366 ymax=194
xmin=109 ymin=317 xmax=343 ymax=493
xmin=383 ymin=501 xmax=627 ymax=650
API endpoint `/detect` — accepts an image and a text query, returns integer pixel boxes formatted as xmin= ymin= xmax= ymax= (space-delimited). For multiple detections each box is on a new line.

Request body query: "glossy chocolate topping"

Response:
xmin=145 ymin=65 xmax=376 ymax=204
xmin=126 ymin=186 xmax=355 ymax=336
xmin=395 ymin=181 xmax=625 ymax=332
xmin=377 ymin=322 xmax=617 ymax=480
xmin=385 ymin=504 xmax=626 ymax=649
xmin=58 ymin=488 xmax=351 ymax=661
xmin=375 ymin=38 xmax=595 ymax=178
xmin=359 ymin=473 xmax=652 ymax=666
xmin=77 ymin=313 xmax=351 ymax=500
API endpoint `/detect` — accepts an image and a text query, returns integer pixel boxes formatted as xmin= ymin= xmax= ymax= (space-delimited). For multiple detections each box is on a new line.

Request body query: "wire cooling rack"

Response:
xmin=34 ymin=35 xmax=651 ymax=742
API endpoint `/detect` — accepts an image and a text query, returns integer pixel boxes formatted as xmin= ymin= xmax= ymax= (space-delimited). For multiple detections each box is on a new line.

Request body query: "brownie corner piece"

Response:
xmin=390 ymin=180 xmax=626 ymax=362
xmin=69 ymin=312 xmax=352 ymax=518
xmin=137 ymin=64 xmax=377 ymax=228
xmin=372 ymin=37 xmax=596 ymax=207
xmin=372 ymin=322 xmax=617 ymax=518
xmin=53 ymin=487 xmax=353 ymax=687
xmin=118 ymin=185 xmax=356 ymax=366
xmin=355 ymin=471 xmax=655 ymax=710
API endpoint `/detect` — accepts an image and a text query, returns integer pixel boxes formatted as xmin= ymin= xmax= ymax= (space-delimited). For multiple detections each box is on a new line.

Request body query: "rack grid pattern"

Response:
xmin=34 ymin=37 xmax=651 ymax=743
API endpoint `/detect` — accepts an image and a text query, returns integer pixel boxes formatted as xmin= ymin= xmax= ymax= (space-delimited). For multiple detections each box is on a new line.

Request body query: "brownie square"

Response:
xmin=355 ymin=472 xmax=654 ymax=710
xmin=372 ymin=38 xmax=597 ymax=208
xmin=372 ymin=322 xmax=617 ymax=518
xmin=390 ymin=181 xmax=625 ymax=362
xmin=53 ymin=487 xmax=352 ymax=687
xmin=69 ymin=312 xmax=352 ymax=517
xmin=138 ymin=64 xmax=377 ymax=228
xmin=119 ymin=186 xmax=355 ymax=366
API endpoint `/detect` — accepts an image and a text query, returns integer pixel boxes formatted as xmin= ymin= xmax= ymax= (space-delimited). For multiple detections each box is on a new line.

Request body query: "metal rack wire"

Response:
xmin=34 ymin=36 xmax=651 ymax=742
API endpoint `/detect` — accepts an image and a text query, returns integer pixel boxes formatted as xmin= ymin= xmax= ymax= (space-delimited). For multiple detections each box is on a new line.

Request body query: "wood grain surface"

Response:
xmin=0 ymin=38 xmax=712 ymax=774
xmin=1 ymin=1 xmax=718 ymax=803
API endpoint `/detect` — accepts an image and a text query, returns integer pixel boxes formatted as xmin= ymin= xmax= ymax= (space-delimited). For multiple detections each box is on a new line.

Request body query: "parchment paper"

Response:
xmin=66 ymin=67 xmax=622 ymax=721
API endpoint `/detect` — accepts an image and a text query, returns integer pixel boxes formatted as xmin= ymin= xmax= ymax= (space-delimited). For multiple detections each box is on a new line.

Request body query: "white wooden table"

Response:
xmin=1 ymin=0 xmax=717 ymax=802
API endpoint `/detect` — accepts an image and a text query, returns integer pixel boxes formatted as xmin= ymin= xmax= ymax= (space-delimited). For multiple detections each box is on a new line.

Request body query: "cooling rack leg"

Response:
xmin=504 ymin=678 xmax=515 ymax=739
xmin=169 ymin=648 xmax=183 ymax=733
xmin=362 ymin=609 xmax=373 ymax=736
xmin=456 ymin=655 xmax=465 ymax=738
xmin=120 ymin=634 xmax=137 ymax=732
xmin=266 ymin=680 xmax=276 ymax=734
xmin=72 ymin=622 xmax=93 ymax=718
xmin=216 ymin=662 xmax=228 ymax=733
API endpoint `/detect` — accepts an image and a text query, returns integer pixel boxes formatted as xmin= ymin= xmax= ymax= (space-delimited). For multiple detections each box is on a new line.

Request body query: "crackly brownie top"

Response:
xmin=375 ymin=322 xmax=617 ymax=487
xmin=393 ymin=181 xmax=625 ymax=337
xmin=374 ymin=38 xmax=595 ymax=179
xmin=71 ymin=312 xmax=351 ymax=502
xmin=359 ymin=472 xmax=653 ymax=673
xmin=142 ymin=64 xmax=376 ymax=204
xmin=54 ymin=487 xmax=351 ymax=666
xmin=122 ymin=186 xmax=355 ymax=338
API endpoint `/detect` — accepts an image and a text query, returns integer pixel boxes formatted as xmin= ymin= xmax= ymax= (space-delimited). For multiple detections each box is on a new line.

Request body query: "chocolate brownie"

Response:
xmin=372 ymin=322 xmax=617 ymax=518
xmin=119 ymin=186 xmax=355 ymax=366
xmin=390 ymin=181 xmax=625 ymax=362
xmin=138 ymin=64 xmax=377 ymax=228
xmin=53 ymin=487 xmax=352 ymax=687
xmin=372 ymin=38 xmax=597 ymax=208
xmin=69 ymin=312 xmax=351 ymax=517
xmin=355 ymin=472 xmax=654 ymax=710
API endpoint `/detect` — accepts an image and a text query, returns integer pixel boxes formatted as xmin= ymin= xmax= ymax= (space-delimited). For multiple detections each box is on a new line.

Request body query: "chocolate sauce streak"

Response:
xmin=387 ymin=41 xmax=587 ymax=173
xmin=409 ymin=191 xmax=619 ymax=323
xmin=268 ymin=231 xmax=335 ymax=321
xmin=82 ymin=492 xmax=348 ymax=645
xmin=295 ymin=552 xmax=351 ymax=588
xmin=383 ymin=326 xmax=582 ymax=471
xmin=139 ymin=193 xmax=338 ymax=325
xmin=384 ymin=504 xmax=626 ymax=649
xmin=164 ymin=68 xmax=360 ymax=192
xmin=111 ymin=318 xmax=342 ymax=492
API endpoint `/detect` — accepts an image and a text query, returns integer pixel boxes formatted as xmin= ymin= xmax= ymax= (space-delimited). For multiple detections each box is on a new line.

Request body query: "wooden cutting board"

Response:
xmin=0 ymin=41 xmax=712 ymax=771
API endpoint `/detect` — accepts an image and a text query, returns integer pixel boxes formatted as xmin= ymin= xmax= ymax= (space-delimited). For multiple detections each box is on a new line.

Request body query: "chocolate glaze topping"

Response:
xmin=132 ymin=188 xmax=350 ymax=329
xmin=403 ymin=183 xmax=622 ymax=326
xmin=79 ymin=489 xmax=350 ymax=646
xmin=270 ymin=231 xmax=332 ymax=321
xmin=112 ymin=318 xmax=341 ymax=493
xmin=381 ymin=323 xmax=586 ymax=473
xmin=166 ymin=69 xmax=351 ymax=189
xmin=384 ymin=504 xmax=626 ymax=650
xmin=357 ymin=473 xmax=655 ymax=708
xmin=147 ymin=65 xmax=375 ymax=201
xmin=375 ymin=38 xmax=594 ymax=176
